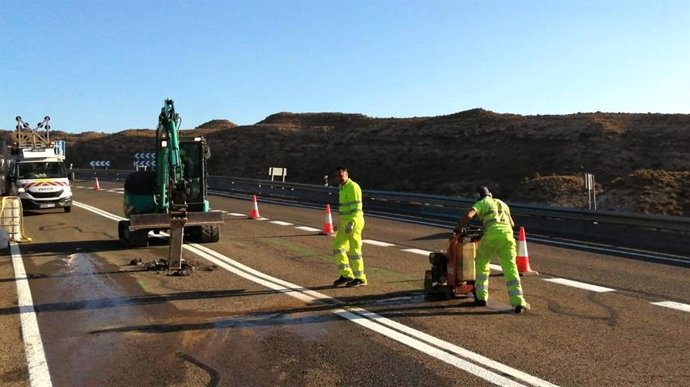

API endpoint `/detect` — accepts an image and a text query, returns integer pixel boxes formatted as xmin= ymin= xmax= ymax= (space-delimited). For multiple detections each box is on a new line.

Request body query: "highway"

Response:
xmin=1 ymin=180 xmax=689 ymax=386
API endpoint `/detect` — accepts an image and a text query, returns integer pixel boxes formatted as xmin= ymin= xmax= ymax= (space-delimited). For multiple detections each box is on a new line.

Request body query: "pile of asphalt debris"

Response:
xmin=129 ymin=257 xmax=215 ymax=276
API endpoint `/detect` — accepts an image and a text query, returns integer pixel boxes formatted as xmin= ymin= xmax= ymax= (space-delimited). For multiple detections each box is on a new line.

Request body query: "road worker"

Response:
xmin=456 ymin=186 xmax=529 ymax=313
xmin=331 ymin=166 xmax=367 ymax=288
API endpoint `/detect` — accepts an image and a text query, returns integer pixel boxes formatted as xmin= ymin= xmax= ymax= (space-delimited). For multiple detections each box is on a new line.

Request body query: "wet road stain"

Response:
xmin=545 ymin=292 xmax=618 ymax=326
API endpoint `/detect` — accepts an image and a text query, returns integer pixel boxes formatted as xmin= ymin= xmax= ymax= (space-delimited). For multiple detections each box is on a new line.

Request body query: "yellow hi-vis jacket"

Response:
xmin=338 ymin=179 xmax=364 ymax=222
xmin=471 ymin=196 xmax=513 ymax=237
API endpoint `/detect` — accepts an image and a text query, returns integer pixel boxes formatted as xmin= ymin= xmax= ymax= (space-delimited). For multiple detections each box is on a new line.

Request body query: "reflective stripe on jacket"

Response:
xmin=339 ymin=179 xmax=364 ymax=222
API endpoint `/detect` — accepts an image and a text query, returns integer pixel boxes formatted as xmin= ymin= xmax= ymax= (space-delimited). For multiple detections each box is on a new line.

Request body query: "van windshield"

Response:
xmin=18 ymin=162 xmax=67 ymax=179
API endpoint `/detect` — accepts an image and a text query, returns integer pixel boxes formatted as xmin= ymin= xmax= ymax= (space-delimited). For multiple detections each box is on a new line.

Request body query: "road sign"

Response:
xmin=134 ymin=160 xmax=156 ymax=167
xmin=269 ymin=167 xmax=287 ymax=182
xmin=134 ymin=152 xmax=156 ymax=160
xmin=90 ymin=160 xmax=111 ymax=168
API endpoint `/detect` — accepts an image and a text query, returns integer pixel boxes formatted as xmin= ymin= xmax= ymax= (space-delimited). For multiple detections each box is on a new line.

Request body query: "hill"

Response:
xmin=2 ymin=109 xmax=689 ymax=216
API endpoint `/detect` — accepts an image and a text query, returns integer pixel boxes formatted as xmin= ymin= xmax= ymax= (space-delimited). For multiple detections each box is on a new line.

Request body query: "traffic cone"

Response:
xmin=248 ymin=194 xmax=261 ymax=219
xmin=320 ymin=203 xmax=334 ymax=235
xmin=516 ymin=226 xmax=538 ymax=275
xmin=93 ymin=176 xmax=101 ymax=190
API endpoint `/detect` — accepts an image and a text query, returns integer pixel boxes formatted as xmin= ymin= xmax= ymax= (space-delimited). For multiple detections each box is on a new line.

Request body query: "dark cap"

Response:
xmin=476 ymin=186 xmax=492 ymax=198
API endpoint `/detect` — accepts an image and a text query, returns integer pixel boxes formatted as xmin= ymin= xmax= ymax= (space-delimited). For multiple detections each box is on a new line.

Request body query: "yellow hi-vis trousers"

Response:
xmin=474 ymin=232 xmax=526 ymax=307
xmin=332 ymin=218 xmax=366 ymax=282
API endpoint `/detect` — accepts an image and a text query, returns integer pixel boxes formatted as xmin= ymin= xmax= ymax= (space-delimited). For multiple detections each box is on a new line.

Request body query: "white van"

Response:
xmin=2 ymin=147 xmax=73 ymax=212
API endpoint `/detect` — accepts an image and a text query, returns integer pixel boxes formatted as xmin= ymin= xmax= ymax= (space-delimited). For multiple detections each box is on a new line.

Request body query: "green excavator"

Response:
xmin=117 ymin=99 xmax=223 ymax=271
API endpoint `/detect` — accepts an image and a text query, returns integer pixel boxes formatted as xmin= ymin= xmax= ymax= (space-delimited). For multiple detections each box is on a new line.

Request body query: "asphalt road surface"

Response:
xmin=1 ymin=181 xmax=688 ymax=386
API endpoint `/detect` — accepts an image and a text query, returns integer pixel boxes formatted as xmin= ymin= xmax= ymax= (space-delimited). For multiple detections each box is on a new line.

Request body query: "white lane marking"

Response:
xmin=10 ymin=243 xmax=53 ymax=387
xmin=489 ymin=264 xmax=503 ymax=272
xmin=402 ymin=248 xmax=432 ymax=256
xmin=270 ymin=221 xmax=293 ymax=226
xmin=543 ymin=278 xmax=615 ymax=293
xmin=189 ymin=243 xmax=550 ymax=387
xmin=363 ymin=239 xmax=396 ymax=247
xmin=352 ymin=306 xmax=558 ymax=387
xmin=74 ymin=201 xmax=556 ymax=386
xmin=227 ymin=212 xmax=246 ymax=217
xmin=295 ymin=226 xmax=320 ymax=232
xmin=651 ymin=301 xmax=690 ymax=313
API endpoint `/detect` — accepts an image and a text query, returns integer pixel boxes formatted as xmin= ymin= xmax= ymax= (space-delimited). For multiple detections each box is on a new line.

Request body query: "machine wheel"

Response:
xmin=201 ymin=225 xmax=220 ymax=243
xmin=118 ymin=220 xmax=149 ymax=247
xmin=188 ymin=224 xmax=220 ymax=243
xmin=64 ymin=206 xmax=71 ymax=213
xmin=444 ymin=286 xmax=456 ymax=300
xmin=129 ymin=229 xmax=149 ymax=247
xmin=424 ymin=270 xmax=433 ymax=294
xmin=118 ymin=220 xmax=130 ymax=245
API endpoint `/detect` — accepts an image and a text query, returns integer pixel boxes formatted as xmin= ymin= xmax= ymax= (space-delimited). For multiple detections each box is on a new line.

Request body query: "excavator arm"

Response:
xmin=156 ymin=99 xmax=187 ymax=212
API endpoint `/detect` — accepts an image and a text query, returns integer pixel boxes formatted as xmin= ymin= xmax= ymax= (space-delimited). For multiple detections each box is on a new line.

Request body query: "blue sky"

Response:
xmin=1 ymin=0 xmax=688 ymax=133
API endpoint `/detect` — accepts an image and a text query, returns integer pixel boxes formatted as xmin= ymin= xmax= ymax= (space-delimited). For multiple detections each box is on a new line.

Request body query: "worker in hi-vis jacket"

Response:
xmin=457 ymin=186 xmax=529 ymax=313
xmin=331 ymin=166 xmax=367 ymax=288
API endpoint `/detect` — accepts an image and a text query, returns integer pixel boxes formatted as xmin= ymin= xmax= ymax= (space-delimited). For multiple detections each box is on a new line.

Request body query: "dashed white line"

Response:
xmin=402 ymin=248 xmax=433 ymax=256
xmin=295 ymin=226 xmax=321 ymax=232
xmin=542 ymin=278 xmax=615 ymax=293
xmin=363 ymin=239 xmax=396 ymax=247
xmin=270 ymin=220 xmax=293 ymax=226
xmin=651 ymin=301 xmax=690 ymax=313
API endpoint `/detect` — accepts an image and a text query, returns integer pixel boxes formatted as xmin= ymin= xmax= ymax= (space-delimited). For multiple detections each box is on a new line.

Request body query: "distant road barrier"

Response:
xmin=74 ymin=169 xmax=690 ymax=259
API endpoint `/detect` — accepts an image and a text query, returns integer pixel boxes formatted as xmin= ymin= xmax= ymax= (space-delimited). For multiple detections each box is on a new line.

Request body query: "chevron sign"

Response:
xmin=134 ymin=152 xmax=156 ymax=160
xmin=90 ymin=160 xmax=111 ymax=167
xmin=134 ymin=160 xmax=156 ymax=167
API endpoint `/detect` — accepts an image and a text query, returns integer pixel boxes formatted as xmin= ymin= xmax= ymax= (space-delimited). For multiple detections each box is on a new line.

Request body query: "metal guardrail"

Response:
xmin=75 ymin=169 xmax=690 ymax=257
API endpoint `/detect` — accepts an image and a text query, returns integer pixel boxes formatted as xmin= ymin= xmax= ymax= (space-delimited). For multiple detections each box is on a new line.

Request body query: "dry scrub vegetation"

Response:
xmin=2 ymin=109 xmax=688 ymax=217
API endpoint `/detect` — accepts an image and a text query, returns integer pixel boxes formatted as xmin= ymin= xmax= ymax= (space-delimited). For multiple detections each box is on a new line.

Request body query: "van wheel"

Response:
xmin=64 ymin=206 xmax=71 ymax=213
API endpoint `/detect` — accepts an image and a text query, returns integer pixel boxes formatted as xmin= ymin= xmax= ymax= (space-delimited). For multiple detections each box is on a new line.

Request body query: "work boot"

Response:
xmin=333 ymin=276 xmax=354 ymax=287
xmin=473 ymin=299 xmax=487 ymax=307
xmin=514 ymin=303 xmax=531 ymax=314
xmin=346 ymin=278 xmax=367 ymax=288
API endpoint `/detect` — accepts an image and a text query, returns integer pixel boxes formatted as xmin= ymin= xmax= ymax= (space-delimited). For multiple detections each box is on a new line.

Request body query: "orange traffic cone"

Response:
xmin=516 ymin=226 xmax=538 ymax=275
xmin=93 ymin=176 xmax=101 ymax=190
xmin=320 ymin=203 xmax=334 ymax=235
xmin=248 ymin=194 xmax=261 ymax=219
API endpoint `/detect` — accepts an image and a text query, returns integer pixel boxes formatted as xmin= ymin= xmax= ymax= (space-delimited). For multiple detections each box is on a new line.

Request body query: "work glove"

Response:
xmin=345 ymin=221 xmax=354 ymax=234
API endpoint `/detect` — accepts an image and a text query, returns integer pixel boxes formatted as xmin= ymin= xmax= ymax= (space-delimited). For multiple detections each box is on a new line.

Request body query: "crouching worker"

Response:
xmin=331 ymin=166 xmax=367 ymax=288
xmin=457 ymin=186 xmax=529 ymax=313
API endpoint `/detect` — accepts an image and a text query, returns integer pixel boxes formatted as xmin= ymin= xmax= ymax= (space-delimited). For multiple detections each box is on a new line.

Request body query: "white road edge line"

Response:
xmin=72 ymin=200 xmax=557 ymax=387
xmin=10 ymin=243 xmax=53 ymax=387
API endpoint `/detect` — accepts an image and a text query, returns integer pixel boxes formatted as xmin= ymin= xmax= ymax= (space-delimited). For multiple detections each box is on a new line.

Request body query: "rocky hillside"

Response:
xmin=2 ymin=109 xmax=689 ymax=217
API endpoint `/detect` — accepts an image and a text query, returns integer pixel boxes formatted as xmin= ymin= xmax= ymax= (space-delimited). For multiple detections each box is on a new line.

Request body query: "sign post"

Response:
xmin=584 ymin=173 xmax=596 ymax=210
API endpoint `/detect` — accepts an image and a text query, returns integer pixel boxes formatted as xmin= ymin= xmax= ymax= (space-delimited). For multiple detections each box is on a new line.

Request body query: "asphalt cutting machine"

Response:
xmin=424 ymin=226 xmax=483 ymax=299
